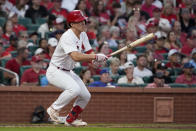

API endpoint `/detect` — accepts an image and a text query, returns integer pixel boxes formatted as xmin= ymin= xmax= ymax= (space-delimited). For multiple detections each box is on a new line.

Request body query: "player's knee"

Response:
xmin=84 ymin=92 xmax=91 ymax=102
xmin=69 ymin=88 xmax=80 ymax=97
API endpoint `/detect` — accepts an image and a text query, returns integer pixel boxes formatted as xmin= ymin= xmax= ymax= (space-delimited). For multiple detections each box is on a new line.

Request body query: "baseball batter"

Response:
xmin=46 ymin=10 xmax=108 ymax=126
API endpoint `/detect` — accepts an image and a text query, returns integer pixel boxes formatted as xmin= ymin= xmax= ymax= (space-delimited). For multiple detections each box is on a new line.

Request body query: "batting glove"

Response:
xmin=95 ymin=53 xmax=108 ymax=62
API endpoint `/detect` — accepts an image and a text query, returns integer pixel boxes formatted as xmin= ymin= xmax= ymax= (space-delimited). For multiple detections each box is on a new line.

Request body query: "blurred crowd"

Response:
xmin=0 ymin=0 xmax=196 ymax=88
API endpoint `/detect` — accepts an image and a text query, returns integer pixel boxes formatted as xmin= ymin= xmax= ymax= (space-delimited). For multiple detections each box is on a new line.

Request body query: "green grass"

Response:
xmin=0 ymin=127 xmax=195 ymax=131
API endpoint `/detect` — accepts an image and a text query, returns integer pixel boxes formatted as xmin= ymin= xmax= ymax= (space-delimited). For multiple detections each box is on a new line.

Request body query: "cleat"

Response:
xmin=71 ymin=119 xmax=87 ymax=127
xmin=47 ymin=106 xmax=60 ymax=123
xmin=64 ymin=120 xmax=71 ymax=126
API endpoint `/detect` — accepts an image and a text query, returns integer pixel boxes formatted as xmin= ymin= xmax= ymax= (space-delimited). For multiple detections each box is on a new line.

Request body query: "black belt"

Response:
xmin=52 ymin=63 xmax=70 ymax=71
xmin=57 ymin=67 xmax=70 ymax=71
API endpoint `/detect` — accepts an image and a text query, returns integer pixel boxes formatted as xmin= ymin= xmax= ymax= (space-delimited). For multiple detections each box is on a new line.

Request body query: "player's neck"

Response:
xmin=71 ymin=28 xmax=81 ymax=39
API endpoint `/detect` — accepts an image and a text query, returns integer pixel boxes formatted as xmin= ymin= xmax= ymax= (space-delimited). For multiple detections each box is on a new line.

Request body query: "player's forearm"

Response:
xmin=70 ymin=51 xmax=95 ymax=62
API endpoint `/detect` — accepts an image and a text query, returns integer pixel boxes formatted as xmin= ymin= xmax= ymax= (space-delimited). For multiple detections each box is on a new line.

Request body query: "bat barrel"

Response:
xmin=110 ymin=33 xmax=155 ymax=56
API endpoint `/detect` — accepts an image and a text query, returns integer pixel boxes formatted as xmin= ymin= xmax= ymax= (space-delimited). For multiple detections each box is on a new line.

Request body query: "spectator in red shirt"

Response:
xmin=172 ymin=21 xmax=187 ymax=46
xmin=1 ymin=34 xmax=18 ymax=58
xmin=181 ymin=34 xmax=196 ymax=56
xmin=175 ymin=62 xmax=196 ymax=85
xmin=164 ymin=31 xmax=182 ymax=51
xmin=34 ymin=48 xmax=48 ymax=69
xmin=86 ymin=16 xmax=98 ymax=40
xmin=141 ymin=0 xmax=156 ymax=17
xmin=145 ymin=19 xmax=158 ymax=34
xmin=146 ymin=7 xmax=171 ymax=35
xmin=154 ymin=33 xmax=167 ymax=55
xmin=51 ymin=0 xmax=68 ymax=19
xmin=21 ymin=56 xmax=46 ymax=86
xmin=166 ymin=49 xmax=181 ymax=69
xmin=75 ymin=0 xmax=90 ymax=17
xmin=40 ymin=0 xmax=54 ymax=10
xmin=145 ymin=72 xmax=171 ymax=88
xmin=0 ymin=41 xmax=4 ymax=60
xmin=2 ymin=20 xmax=14 ymax=42
xmin=92 ymin=0 xmax=110 ymax=25
xmin=8 ymin=12 xmax=27 ymax=36
xmin=161 ymin=3 xmax=177 ymax=24
xmin=4 ymin=47 xmax=31 ymax=85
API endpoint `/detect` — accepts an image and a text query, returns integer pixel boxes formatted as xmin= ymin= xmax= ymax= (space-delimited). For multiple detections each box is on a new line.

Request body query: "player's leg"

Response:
xmin=65 ymin=71 xmax=91 ymax=126
xmin=46 ymin=66 xmax=81 ymax=122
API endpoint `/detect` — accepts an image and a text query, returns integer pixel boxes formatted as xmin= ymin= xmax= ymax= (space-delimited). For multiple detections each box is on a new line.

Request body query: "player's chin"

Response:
xmin=82 ymin=28 xmax=87 ymax=32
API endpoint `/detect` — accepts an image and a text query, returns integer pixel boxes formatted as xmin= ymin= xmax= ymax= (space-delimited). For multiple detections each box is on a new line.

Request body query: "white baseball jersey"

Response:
xmin=46 ymin=28 xmax=92 ymax=110
xmin=50 ymin=29 xmax=92 ymax=70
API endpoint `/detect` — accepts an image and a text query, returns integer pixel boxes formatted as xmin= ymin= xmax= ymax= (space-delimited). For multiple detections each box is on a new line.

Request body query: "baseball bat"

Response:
xmin=109 ymin=33 xmax=155 ymax=57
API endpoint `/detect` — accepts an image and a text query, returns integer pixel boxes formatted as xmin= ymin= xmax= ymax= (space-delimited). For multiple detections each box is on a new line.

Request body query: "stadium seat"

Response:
xmin=18 ymin=17 xmax=32 ymax=27
xmin=135 ymin=53 xmax=144 ymax=57
xmin=73 ymin=66 xmax=86 ymax=75
xmin=43 ymin=59 xmax=50 ymax=63
xmin=45 ymin=32 xmax=52 ymax=39
xmin=174 ymin=68 xmax=182 ymax=76
xmin=20 ymin=65 xmax=32 ymax=76
xmin=92 ymin=75 xmax=100 ymax=81
xmin=0 ymin=71 xmax=3 ymax=84
xmin=39 ymin=74 xmax=46 ymax=85
xmin=111 ymin=75 xmax=121 ymax=83
xmin=0 ymin=58 xmax=10 ymax=67
xmin=116 ymin=83 xmax=137 ymax=88
xmin=134 ymin=46 xmax=146 ymax=53
xmin=161 ymin=53 xmax=168 ymax=60
xmin=11 ymin=51 xmax=17 ymax=58
xmin=143 ymin=76 xmax=152 ymax=83
xmin=100 ymin=67 xmax=109 ymax=70
xmin=170 ymin=75 xmax=177 ymax=83
xmin=169 ymin=83 xmax=188 ymax=88
xmin=35 ymin=18 xmax=47 ymax=25
xmin=27 ymin=24 xmax=40 ymax=32
xmin=168 ymin=68 xmax=183 ymax=76
xmin=0 ymin=17 xmax=6 ymax=27
xmin=105 ymin=60 xmax=110 ymax=67
xmin=118 ymin=69 xmax=125 ymax=75
xmin=162 ymin=60 xmax=169 ymax=65
xmin=193 ymin=69 xmax=196 ymax=75
xmin=28 ymin=45 xmax=39 ymax=55
xmin=132 ymin=59 xmax=137 ymax=66
xmin=3 ymin=44 xmax=9 ymax=50
xmin=136 ymin=83 xmax=147 ymax=87
xmin=89 ymin=39 xmax=95 ymax=46
xmin=190 ymin=84 xmax=196 ymax=88
xmin=110 ymin=46 xmax=118 ymax=52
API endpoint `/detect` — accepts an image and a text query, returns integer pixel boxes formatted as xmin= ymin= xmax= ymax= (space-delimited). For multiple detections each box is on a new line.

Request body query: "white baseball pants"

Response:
xmin=46 ymin=64 xmax=91 ymax=111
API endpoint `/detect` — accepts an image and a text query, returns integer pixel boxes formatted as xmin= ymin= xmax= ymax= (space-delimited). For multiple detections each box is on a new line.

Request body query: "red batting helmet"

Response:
xmin=67 ymin=10 xmax=87 ymax=23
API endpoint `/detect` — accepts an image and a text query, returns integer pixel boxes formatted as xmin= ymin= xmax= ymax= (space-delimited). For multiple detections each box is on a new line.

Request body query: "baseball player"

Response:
xmin=46 ymin=10 xmax=108 ymax=126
